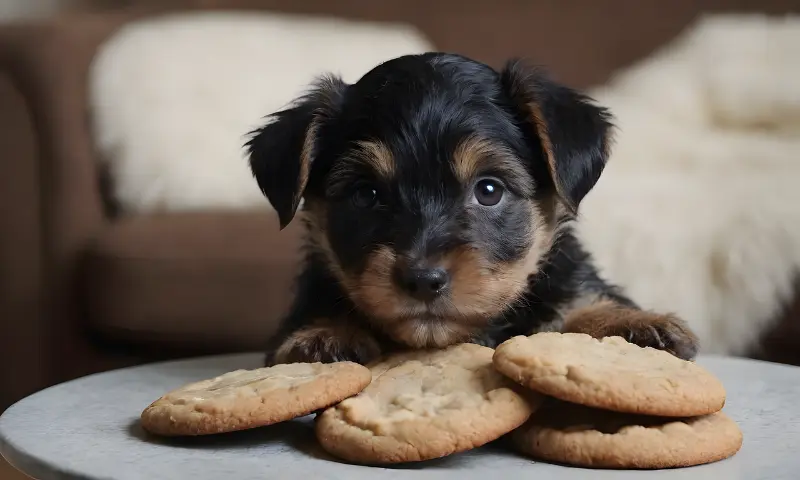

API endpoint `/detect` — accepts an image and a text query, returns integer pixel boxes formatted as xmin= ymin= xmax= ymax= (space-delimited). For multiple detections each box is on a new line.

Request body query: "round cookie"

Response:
xmin=315 ymin=343 xmax=540 ymax=464
xmin=141 ymin=361 xmax=371 ymax=436
xmin=493 ymin=332 xmax=726 ymax=417
xmin=512 ymin=399 xmax=743 ymax=469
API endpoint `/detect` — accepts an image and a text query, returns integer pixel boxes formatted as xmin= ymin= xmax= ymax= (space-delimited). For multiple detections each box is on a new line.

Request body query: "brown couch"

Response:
xmin=2 ymin=0 xmax=799 ymax=411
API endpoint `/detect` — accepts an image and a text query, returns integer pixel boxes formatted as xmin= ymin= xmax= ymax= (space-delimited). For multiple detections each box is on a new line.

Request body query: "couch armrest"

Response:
xmin=0 ymin=12 xmax=142 ymax=408
xmin=0 ymin=12 xmax=138 ymax=260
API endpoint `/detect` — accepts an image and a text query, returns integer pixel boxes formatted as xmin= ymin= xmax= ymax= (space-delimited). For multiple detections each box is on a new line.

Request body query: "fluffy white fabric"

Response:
xmin=88 ymin=11 xmax=433 ymax=212
xmin=577 ymin=14 xmax=800 ymax=355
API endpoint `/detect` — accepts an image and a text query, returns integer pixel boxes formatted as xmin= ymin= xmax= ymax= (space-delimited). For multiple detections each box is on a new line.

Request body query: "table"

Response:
xmin=1 ymin=353 xmax=799 ymax=480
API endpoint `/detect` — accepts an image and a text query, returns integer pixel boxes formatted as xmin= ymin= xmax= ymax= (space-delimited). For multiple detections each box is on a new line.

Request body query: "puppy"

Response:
xmin=245 ymin=53 xmax=698 ymax=366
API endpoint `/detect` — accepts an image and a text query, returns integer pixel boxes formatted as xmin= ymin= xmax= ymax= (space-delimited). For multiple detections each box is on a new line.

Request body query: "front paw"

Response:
xmin=564 ymin=304 xmax=699 ymax=360
xmin=616 ymin=313 xmax=698 ymax=360
xmin=270 ymin=322 xmax=382 ymax=365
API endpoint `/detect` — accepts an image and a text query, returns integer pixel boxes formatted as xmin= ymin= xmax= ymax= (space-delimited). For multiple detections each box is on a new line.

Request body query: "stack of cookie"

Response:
xmin=492 ymin=332 xmax=743 ymax=469
xmin=139 ymin=332 xmax=742 ymax=470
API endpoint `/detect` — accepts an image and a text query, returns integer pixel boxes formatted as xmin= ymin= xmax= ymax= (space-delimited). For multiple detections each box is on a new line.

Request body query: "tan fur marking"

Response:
xmin=560 ymin=299 xmax=621 ymax=338
xmin=452 ymin=136 xmax=526 ymax=185
xmin=446 ymin=199 xmax=557 ymax=318
xmin=300 ymin=216 xmax=408 ymax=328
xmin=348 ymin=246 xmax=410 ymax=322
xmin=527 ymin=100 xmax=580 ymax=214
xmin=527 ymin=101 xmax=615 ymax=213
xmin=293 ymin=77 xmax=345 ymax=214
xmin=453 ymin=136 xmax=492 ymax=184
xmin=562 ymin=301 xmax=699 ymax=350
xmin=352 ymin=140 xmax=395 ymax=179
xmin=527 ymin=100 xmax=556 ymax=181
xmin=295 ymin=118 xmax=320 ymax=211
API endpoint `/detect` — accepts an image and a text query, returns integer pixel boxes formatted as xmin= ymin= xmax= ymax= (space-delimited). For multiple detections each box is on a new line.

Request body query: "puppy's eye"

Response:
xmin=473 ymin=178 xmax=504 ymax=206
xmin=352 ymin=186 xmax=379 ymax=208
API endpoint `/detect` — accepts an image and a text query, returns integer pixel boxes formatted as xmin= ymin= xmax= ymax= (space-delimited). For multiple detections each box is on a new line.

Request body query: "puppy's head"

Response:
xmin=246 ymin=53 xmax=613 ymax=348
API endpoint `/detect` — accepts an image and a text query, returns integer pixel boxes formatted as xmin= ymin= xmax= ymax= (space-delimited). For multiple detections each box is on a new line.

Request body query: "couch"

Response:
xmin=2 ymin=0 xmax=799 ymax=410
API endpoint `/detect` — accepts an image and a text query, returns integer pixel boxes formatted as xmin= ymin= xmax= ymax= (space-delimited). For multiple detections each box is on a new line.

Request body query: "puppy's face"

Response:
xmin=247 ymin=53 xmax=613 ymax=348
xmin=317 ymin=127 xmax=553 ymax=349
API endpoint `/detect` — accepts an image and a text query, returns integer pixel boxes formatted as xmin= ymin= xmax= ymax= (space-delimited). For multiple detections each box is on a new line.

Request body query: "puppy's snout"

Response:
xmin=394 ymin=264 xmax=450 ymax=302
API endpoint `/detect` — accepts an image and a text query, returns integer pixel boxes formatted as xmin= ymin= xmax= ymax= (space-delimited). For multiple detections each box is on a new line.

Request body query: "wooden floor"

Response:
xmin=0 ymin=458 xmax=29 ymax=480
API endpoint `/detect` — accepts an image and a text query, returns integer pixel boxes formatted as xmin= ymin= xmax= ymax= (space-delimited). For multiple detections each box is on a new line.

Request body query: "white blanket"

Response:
xmin=577 ymin=14 xmax=800 ymax=355
xmin=89 ymin=12 xmax=433 ymax=212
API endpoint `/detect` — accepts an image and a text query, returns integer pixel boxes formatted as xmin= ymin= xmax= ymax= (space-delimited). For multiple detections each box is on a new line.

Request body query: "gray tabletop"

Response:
xmin=2 ymin=353 xmax=799 ymax=480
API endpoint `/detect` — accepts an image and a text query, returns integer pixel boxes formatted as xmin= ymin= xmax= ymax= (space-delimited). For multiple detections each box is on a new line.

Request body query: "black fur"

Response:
xmin=247 ymin=53 xmax=699 ymax=365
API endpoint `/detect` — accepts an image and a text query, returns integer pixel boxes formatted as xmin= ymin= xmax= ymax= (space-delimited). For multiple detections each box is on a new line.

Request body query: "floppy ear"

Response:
xmin=500 ymin=59 xmax=614 ymax=214
xmin=245 ymin=75 xmax=348 ymax=228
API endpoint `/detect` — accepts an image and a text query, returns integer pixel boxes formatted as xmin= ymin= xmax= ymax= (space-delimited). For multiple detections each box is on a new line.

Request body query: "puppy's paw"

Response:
xmin=270 ymin=321 xmax=382 ymax=365
xmin=564 ymin=303 xmax=699 ymax=360
xmin=614 ymin=314 xmax=698 ymax=360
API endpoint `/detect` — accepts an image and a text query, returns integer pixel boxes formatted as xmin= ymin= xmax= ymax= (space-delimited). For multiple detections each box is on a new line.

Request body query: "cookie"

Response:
xmin=493 ymin=332 xmax=726 ymax=417
xmin=512 ymin=399 xmax=743 ymax=469
xmin=315 ymin=343 xmax=540 ymax=464
xmin=140 ymin=361 xmax=371 ymax=436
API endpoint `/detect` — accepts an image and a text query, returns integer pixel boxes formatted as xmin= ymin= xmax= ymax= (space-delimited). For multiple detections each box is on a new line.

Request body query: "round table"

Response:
xmin=1 ymin=353 xmax=799 ymax=480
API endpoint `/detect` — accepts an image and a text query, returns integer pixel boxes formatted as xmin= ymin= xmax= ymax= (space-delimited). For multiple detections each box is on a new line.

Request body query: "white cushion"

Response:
xmin=88 ymin=11 xmax=433 ymax=213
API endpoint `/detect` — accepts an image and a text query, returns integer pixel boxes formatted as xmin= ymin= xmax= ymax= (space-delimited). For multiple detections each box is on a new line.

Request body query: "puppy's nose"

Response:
xmin=395 ymin=266 xmax=450 ymax=301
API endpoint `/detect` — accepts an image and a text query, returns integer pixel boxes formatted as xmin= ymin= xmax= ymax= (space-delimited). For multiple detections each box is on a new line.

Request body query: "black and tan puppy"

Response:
xmin=246 ymin=53 xmax=698 ymax=366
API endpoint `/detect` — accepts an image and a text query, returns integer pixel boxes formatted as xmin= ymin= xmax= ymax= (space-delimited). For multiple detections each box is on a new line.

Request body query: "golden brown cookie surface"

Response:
xmin=493 ymin=332 xmax=726 ymax=416
xmin=512 ymin=399 xmax=743 ymax=469
xmin=140 ymin=362 xmax=371 ymax=436
xmin=315 ymin=343 xmax=540 ymax=464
